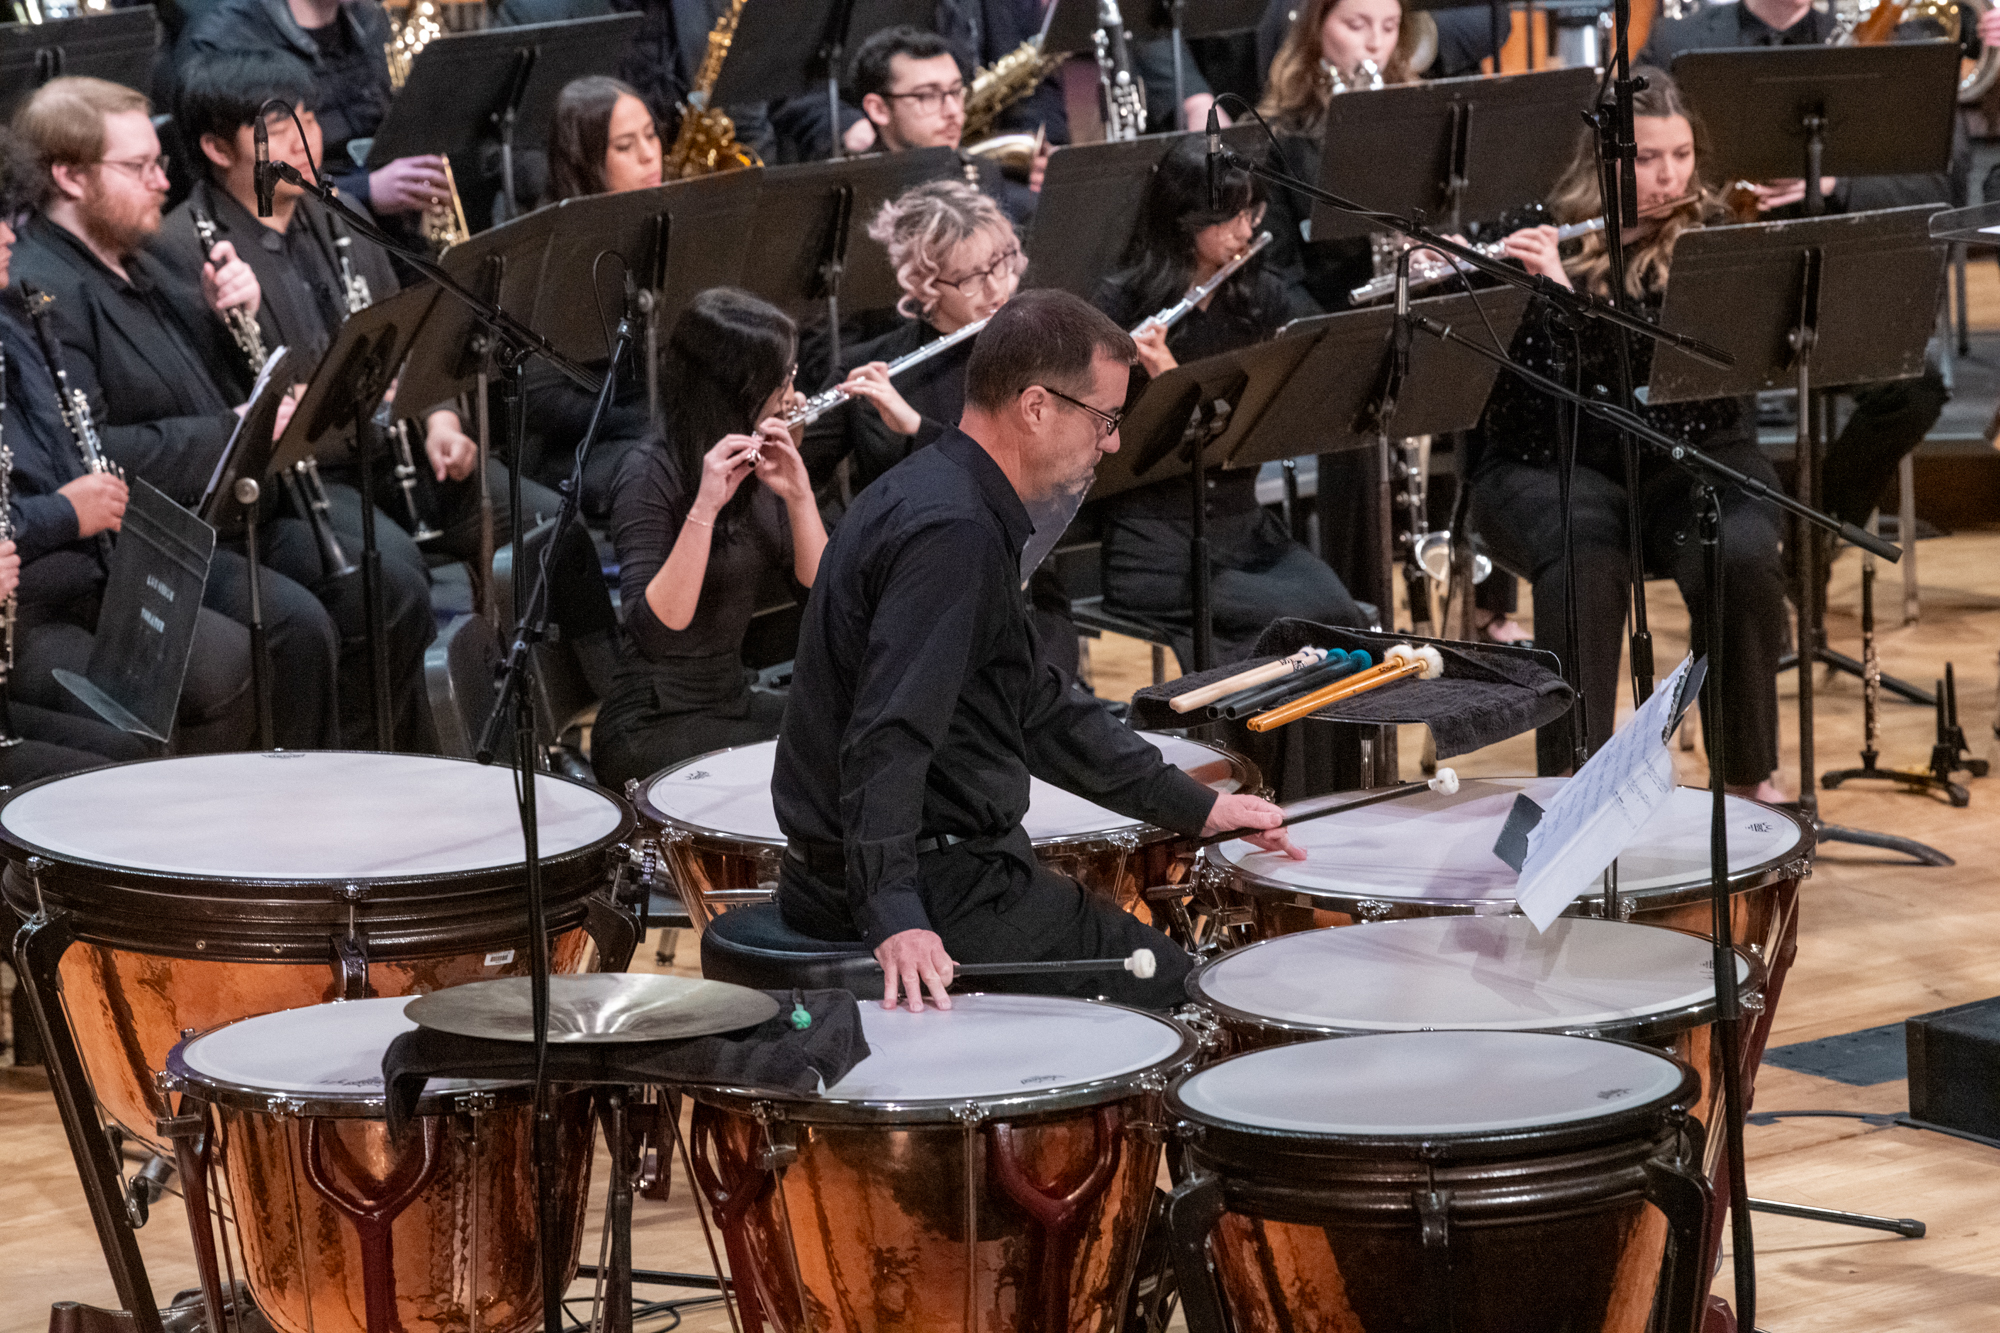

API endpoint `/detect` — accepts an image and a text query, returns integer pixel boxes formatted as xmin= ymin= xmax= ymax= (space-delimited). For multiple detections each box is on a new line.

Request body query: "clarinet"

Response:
xmin=1093 ymin=1 xmax=1146 ymax=142
xmin=17 ymin=283 xmax=122 ymax=478
xmin=0 ymin=347 xmax=22 ymax=746
xmin=1129 ymin=232 xmax=1274 ymax=339
xmin=189 ymin=206 xmax=267 ymax=374
xmin=334 ymin=216 xmax=437 ymax=542
xmin=287 ymin=458 xmax=358 ymax=578
xmin=331 ymin=212 xmax=373 ymax=315
xmin=784 ymin=316 xmax=991 ymax=427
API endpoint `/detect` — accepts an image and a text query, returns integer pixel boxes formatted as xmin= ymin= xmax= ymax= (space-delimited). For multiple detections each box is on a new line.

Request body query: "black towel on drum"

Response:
xmin=381 ymin=988 xmax=869 ymax=1139
xmin=1129 ymin=619 xmax=1575 ymax=760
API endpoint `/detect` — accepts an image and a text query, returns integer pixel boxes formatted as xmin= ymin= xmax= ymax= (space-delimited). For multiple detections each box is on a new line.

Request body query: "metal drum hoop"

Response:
xmin=0 ymin=753 xmax=636 ymax=959
xmin=1185 ymin=924 xmax=1767 ymax=1050
xmin=694 ymin=997 xmax=1201 ymax=1126
xmin=161 ymin=1034 xmax=533 ymax=1124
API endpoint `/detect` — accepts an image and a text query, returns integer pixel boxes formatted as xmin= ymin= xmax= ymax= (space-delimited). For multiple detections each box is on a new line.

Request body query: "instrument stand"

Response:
xmin=364 ymin=14 xmax=642 ymax=225
xmin=1821 ymin=562 xmax=1973 ymax=808
xmin=1644 ymin=206 xmax=1953 ymax=866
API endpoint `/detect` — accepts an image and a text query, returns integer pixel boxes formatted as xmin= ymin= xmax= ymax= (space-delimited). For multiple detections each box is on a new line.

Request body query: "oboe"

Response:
xmin=0 ymin=347 xmax=22 ymax=746
xmin=18 ymin=283 xmax=122 ymax=478
xmin=784 ymin=316 xmax=990 ymax=428
xmin=1130 ymin=231 xmax=1275 ymax=339
xmin=190 ymin=206 xmax=267 ymax=373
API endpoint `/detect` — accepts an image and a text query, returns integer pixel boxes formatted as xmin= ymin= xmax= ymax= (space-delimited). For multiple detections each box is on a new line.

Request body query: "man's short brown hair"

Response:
xmin=964 ymin=288 xmax=1137 ymax=413
xmin=11 ymin=76 xmax=151 ymax=208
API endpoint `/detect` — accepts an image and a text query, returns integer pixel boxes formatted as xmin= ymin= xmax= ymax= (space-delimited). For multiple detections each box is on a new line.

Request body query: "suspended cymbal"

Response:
xmin=405 ymin=973 xmax=779 ymax=1044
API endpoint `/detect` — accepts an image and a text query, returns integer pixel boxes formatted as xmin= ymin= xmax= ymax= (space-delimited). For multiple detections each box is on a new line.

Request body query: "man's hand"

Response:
xmin=1202 ymin=792 xmax=1305 ymax=860
xmin=60 ymin=472 xmax=129 ymax=537
xmin=425 ymin=410 xmax=477 ymax=482
xmin=874 ymin=928 xmax=955 ymax=1012
xmin=843 ymin=117 xmax=878 ymax=155
xmin=201 ymin=239 xmax=262 ymax=318
xmin=368 ymin=155 xmax=452 ymax=216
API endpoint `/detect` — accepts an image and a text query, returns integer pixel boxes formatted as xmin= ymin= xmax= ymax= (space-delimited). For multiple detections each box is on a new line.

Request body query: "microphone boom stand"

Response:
xmin=259 ymin=143 xmax=608 ymax=1333
xmin=1209 ymin=100 xmax=1904 ymax=1333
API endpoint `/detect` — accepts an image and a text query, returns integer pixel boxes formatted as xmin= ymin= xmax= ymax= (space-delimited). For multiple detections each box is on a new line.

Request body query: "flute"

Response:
xmin=1131 ymin=231 xmax=1274 ymax=340
xmin=1349 ymin=195 xmax=1701 ymax=306
xmin=785 ymin=316 xmax=990 ymax=428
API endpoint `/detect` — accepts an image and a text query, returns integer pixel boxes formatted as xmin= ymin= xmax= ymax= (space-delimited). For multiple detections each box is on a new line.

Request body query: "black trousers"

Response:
xmin=15 ymin=611 xmax=256 ymax=755
xmin=351 ymin=456 xmax=563 ymax=565
xmin=1822 ymin=369 xmax=1949 ymax=530
xmin=1469 ymin=446 xmax=1787 ymax=786
xmin=779 ymin=832 xmax=1193 ymax=1012
xmin=263 ymin=486 xmax=438 ymax=751
xmin=1101 ymin=507 xmax=1370 ymax=669
xmin=201 ymin=544 xmax=342 ymax=750
xmin=0 ymin=699 xmax=152 ymax=783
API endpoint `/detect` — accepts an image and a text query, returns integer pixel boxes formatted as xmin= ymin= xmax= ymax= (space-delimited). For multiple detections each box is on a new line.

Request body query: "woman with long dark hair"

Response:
xmin=546 ymin=75 xmax=663 ymax=203
xmin=591 ymin=289 xmax=828 ymax=789
xmin=1469 ymin=68 xmax=1787 ymax=801
xmin=1090 ymin=138 xmax=1367 ymax=667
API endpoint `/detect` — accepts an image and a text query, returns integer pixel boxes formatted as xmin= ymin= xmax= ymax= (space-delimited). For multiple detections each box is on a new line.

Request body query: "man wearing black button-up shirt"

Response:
xmin=773 ymin=289 xmax=1299 ymax=1013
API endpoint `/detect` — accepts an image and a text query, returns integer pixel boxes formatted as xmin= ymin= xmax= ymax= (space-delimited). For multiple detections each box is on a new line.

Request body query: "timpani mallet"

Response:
xmin=1197 ymin=767 xmax=1460 ymax=848
xmin=1169 ymin=647 xmax=1326 ymax=713
xmin=872 ymin=949 xmax=1160 ymax=980
xmin=1246 ymin=643 xmax=1444 ymax=733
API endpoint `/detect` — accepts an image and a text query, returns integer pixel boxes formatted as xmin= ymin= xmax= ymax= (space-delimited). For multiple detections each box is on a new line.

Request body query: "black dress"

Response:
xmin=1089 ymin=266 xmax=1368 ymax=668
xmin=1468 ymin=283 xmax=1787 ymax=784
xmin=591 ymin=441 xmax=801 ymax=789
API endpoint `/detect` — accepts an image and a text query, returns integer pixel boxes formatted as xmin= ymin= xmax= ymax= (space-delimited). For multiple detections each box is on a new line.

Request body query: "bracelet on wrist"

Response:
xmin=684 ymin=512 xmax=715 ymax=529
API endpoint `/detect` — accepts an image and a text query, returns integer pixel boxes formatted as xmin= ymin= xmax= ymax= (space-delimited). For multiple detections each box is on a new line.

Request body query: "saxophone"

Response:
xmin=190 ymin=206 xmax=268 ymax=375
xmin=664 ymin=0 xmax=763 ymax=179
xmin=384 ymin=2 xmax=468 ymax=253
xmin=963 ymin=35 xmax=1061 ymax=151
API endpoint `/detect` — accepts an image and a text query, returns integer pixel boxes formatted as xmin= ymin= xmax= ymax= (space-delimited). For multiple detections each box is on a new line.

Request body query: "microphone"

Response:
xmin=1205 ymin=103 xmax=1221 ymax=211
xmin=253 ymin=112 xmax=274 ymax=217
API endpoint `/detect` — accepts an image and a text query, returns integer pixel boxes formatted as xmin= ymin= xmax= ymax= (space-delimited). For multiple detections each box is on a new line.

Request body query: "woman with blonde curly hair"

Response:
xmin=1468 ymin=69 xmax=1787 ymax=802
xmin=800 ymin=178 xmax=1022 ymax=498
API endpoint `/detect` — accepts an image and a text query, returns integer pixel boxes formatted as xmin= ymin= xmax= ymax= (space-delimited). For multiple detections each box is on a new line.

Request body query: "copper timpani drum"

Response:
xmin=1 ymin=752 xmax=635 ymax=1146
xmin=1164 ymin=1031 xmax=1713 ymax=1333
xmin=1201 ymin=776 xmax=1812 ymax=1068
xmin=162 ymin=998 xmax=593 ymax=1333
xmin=688 ymin=993 xmax=1200 ymax=1333
xmin=637 ymin=733 xmax=1259 ymax=932
xmin=1185 ymin=916 xmax=1760 ymax=1197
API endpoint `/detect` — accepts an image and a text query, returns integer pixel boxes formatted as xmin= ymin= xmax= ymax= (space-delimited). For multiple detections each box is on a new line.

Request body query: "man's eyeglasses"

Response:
xmin=938 ymin=245 xmax=1022 ymax=293
xmin=97 ymin=154 xmax=170 ymax=182
xmin=882 ymin=84 xmax=967 ymax=114
xmin=1038 ymin=384 xmax=1124 ymax=439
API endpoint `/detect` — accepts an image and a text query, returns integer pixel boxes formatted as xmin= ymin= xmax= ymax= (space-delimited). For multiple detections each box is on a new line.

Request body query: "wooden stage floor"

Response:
xmin=5 ymin=528 xmax=2000 ymax=1331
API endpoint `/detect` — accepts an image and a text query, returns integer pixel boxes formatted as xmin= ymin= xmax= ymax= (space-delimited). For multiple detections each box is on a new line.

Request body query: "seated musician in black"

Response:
xmin=1467 ymin=70 xmax=1787 ymax=802
xmin=158 ymin=52 xmax=558 ymax=572
xmin=590 ymin=289 xmax=828 ymax=790
xmin=773 ymin=289 xmax=1300 ymax=1014
xmin=7 ymin=76 xmax=365 ymax=750
xmin=1090 ymin=139 xmax=1366 ymax=667
xmin=801 ymin=179 xmax=1021 ymax=504
xmin=0 ymin=170 xmax=233 ymax=771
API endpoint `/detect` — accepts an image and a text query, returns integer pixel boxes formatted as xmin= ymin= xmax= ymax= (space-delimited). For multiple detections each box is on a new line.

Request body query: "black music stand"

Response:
xmin=1138 ymin=1 xmax=1265 ymax=128
xmin=1671 ymin=41 xmax=1959 ymax=219
xmin=0 ymin=7 xmax=155 ymax=120
xmin=1310 ymin=66 xmax=1597 ymax=239
xmin=363 ymin=14 xmax=640 ymax=221
xmin=1025 ymin=125 xmax=1268 ymax=299
xmin=274 ymin=285 xmax=442 ymax=748
xmin=1106 ymin=287 xmax=1529 ymax=669
xmin=714 ymin=0 xmax=929 ymax=161
xmin=1650 ymin=205 xmax=1950 ymax=866
xmin=738 ymin=148 xmax=956 ymax=368
xmin=52 ymin=481 xmax=214 ymax=746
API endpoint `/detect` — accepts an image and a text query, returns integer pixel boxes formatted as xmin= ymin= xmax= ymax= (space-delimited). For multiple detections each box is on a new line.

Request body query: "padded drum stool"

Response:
xmin=699 ymin=903 xmax=877 ymax=994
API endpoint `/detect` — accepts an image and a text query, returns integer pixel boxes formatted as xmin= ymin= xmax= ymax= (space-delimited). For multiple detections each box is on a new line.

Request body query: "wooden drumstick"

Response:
xmin=1170 ymin=647 xmax=1326 ymax=713
xmin=1197 ymin=768 xmax=1460 ymax=848
xmin=1245 ymin=644 xmax=1444 ymax=733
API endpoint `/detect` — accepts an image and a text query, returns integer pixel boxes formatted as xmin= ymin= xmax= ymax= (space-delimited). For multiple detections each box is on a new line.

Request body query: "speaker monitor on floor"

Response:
xmin=1906 ymin=995 xmax=2000 ymax=1143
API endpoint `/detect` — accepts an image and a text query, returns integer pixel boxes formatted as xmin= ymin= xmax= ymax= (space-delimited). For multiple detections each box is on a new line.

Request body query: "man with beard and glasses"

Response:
xmin=9 ymin=76 xmax=434 ymax=751
xmin=771 ymin=289 xmax=1302 ymax=1016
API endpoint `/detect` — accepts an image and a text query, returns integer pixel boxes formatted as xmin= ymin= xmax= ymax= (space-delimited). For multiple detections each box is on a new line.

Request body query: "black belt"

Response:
xmin=785 ymin=834 xmax=968 ymax=883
